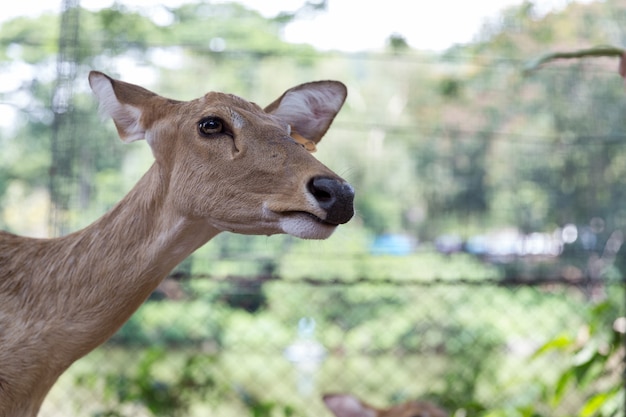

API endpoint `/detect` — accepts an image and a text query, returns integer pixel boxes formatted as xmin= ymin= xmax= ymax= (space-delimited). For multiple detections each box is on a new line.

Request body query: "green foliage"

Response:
xmin=235 ymin=386 xmax=298 ymax=417
xmin=84 ymin=348 xmax=220 ymax=417
xmin=95 ymin=5 xmax=162 ymax=51
xmin=532 ymin=299 xmax=624 ymax=417
xmin=215 ymin=277 xmax=270 ymax=313
xmin=3 ymin=2 xmax=626 ymax=416
xmin=387 ymin=34 xmax=409 ymax=54
xmin=317 ymin=287 xmax=406 ymax=332
xmin=475 ymin=296 xmax=624 ymax=417
xmin=438 ymin=77 xmax=462 ymax=99
xmin=52 ymin=273 xmax=603 ymax=417
xmin=0 ymin=14 xmax=59 ymax=62
xmin=5 ymin=0 xmax=626 ymax=239
xmin=109 ymin=300 xmax=224 ymax=348
xmin=166 ymin=2 xmax=286 ymax=53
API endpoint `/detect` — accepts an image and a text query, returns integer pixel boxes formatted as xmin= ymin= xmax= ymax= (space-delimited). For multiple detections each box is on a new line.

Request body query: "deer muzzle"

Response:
xmin=307 ymin=177 xmax=355 ymax=225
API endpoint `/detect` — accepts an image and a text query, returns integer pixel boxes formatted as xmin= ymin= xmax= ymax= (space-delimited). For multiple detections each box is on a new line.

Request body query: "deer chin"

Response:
xmin=206 ymin=211 xmax=335 ymax=239
xmin=278 ymin=212 xmax=338 ymax=239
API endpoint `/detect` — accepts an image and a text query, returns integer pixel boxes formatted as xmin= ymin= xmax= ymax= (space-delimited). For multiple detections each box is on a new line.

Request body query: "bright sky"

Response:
xmin=0 ymin=0 xmax=589 ymax=129
xmin=1 ymin=0 xmax=585 ymax=52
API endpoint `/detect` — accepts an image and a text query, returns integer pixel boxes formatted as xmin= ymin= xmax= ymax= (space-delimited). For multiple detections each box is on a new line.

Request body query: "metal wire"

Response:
xmin=49 ymin=0 xmax=81 ymax=236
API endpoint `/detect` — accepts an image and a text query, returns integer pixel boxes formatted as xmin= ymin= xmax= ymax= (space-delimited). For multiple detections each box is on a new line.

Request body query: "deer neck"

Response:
xmin=99 ymin=164 xmax=217 ymax=273
xmin=0 ymin=163 xmax=220 ymax=416
xmin=67 ymin=162 xmax=218 ymax=329
xmin=20 ymin=162 xmax=218 ymax=354
xmin=5 ymin=162 xmax=223 ymax=395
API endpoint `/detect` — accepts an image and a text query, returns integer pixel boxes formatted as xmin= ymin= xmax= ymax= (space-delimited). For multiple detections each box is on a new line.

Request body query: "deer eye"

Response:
xmin=198 ymin=117 xmax=225 ymax=137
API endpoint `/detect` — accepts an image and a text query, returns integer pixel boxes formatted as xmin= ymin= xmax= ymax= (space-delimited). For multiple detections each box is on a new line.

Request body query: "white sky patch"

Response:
xmin=0 ymin=0 xmax=593 ymax=52
xmin=0 ymin=0 xmax=595 ymax=131
xmin=0 ymin=104 xmax=19 ymax=132
xmin=148 ymin=47 xmax=185 ymax=70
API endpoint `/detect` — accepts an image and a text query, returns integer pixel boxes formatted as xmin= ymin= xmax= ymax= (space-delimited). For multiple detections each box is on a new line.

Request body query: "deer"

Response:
xmin=323 ymin=393 xmax=448 ymax=417
xmin=0 ymin=71 xmax=354 ymax=417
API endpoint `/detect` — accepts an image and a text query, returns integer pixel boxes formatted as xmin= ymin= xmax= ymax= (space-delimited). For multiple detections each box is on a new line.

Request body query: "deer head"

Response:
xmin=88 ymin=71 xmax=354 ymax=240
xmin=0 ymin=73 xmax=356 ymax=417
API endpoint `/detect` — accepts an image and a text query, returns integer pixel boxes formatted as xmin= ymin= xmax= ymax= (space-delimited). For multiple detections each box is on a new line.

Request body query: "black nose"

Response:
xmin=307 ymin=177 xmax=355 ymax=225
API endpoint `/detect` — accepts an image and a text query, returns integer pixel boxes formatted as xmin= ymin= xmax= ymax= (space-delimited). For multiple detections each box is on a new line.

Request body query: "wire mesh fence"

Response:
xmin=39 ymin=268 xmax=625 ymax=417
xmin=3 ymin=3 xmax=626 ymax=416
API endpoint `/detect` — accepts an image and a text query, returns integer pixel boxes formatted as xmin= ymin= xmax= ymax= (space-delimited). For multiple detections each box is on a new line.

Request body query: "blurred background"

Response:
xmin=1 ymin=0 xmax=625 ymax=416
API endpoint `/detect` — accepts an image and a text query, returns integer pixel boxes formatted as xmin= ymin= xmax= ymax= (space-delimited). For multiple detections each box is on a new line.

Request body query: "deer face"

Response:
xmin=89 ymin=72 xmax=354 ymax=239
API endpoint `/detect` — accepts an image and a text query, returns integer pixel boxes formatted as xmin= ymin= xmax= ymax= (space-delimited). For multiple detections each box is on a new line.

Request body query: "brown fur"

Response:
xmin=323 ymin=393 xmax=448 ymax=417
xmin=0 ymin=72 xmax=353 ymax=416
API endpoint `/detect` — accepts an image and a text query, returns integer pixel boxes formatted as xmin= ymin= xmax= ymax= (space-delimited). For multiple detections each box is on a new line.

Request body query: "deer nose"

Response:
xmin=307 ymin=177 xmax=355 ymax=225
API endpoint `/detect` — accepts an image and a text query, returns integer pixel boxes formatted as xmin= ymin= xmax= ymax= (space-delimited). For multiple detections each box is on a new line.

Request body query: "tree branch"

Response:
xmin=523 ymin=45 xmax=626 ymax=75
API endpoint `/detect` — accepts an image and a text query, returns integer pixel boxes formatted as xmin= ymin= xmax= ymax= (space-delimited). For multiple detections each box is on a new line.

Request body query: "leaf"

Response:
xmin=573 ymin=353 xmax=603 ymax=388
xmin=531 ymin=333 xmax=573 ymax=358
xmin=580 ymin=391 xmax=616 ymax=417
xmin=572 ymin=341 xmax=599 ymax=367
xmin=552 ymin=370 xmax=574 ymax=405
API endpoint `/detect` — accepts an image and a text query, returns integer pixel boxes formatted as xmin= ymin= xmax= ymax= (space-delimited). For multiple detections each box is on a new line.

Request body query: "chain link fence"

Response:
xmin=3 ymin=3 xmax=625 ymax=416
xmin=39 ymin=264 xmax=625 ymax=417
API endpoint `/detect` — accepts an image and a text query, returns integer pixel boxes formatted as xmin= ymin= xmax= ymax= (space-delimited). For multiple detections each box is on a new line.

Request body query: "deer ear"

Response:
xmin=89 ymin=71 xmax=155 ymax=143
xmin=264 ymin=81 xmax=347 ymax=145
xmin=323 ymin=394 xmax=377 ymax=417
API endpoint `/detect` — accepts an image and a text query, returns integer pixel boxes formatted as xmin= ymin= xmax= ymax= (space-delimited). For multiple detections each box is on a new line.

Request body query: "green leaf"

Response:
xmin=580 ymin=390 xmax=616 ymax=417
xmin=531 ymin=333 xmax=573 ymax=358
xmin=552 ymin=369 xmax=574 ymax=405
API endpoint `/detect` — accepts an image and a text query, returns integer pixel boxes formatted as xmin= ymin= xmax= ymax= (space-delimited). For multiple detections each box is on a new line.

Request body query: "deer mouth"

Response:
xmin=289 ymin=211 xmax=340 ymax=226
xmin=276 ymin=211 xmax=339 ymax=239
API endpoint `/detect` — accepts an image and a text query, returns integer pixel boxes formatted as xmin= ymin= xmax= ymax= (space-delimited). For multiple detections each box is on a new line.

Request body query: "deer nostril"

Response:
xmin=307 ymin=177 xmax=355 ymax=225
xmin=308 ymin=180 xmax=334 ymax=204
xmin=308 ymin=177 xmax=337 ymax=208
xmin=315 ymin=190 xmax=333 ymax=203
